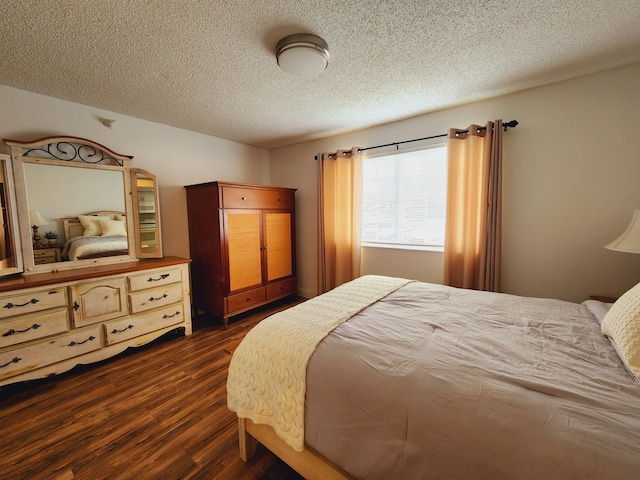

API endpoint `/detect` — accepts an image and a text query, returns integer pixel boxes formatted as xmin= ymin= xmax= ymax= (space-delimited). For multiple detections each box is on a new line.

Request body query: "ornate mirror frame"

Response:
xmin=4 ymin=135 xmax=162 ymax=275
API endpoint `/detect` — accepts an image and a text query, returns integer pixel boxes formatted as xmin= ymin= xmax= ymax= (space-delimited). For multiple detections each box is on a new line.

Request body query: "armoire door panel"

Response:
xmin=226 ymin=212 xmax=262 ymax=292
xmin=265 ymin=212 xmax=293 ymax=282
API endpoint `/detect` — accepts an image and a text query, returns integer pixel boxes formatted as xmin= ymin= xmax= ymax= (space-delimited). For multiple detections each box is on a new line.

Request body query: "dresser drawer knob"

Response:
xmin=147 ymin=274 xmax=170 ymax=282
xmin=162 ymin=311 xmax=180 ymax=319
xmin=2 ymin=323 xmax=41 ymax=337
xmin=66 ymin=335 xmax=96 ymax=347
xmin=0 ymin=357 xmax=22 ymax=369
xmin=3 ymin=298 xmax=39 ymax=309
xmin=73 ymin=301 xmax=80 ymax=311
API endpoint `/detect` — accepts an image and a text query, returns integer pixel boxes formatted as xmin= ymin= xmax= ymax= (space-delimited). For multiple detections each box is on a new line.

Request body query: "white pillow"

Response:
xmin=78 ymin=215 xmax=111 ymax=236
xmin=601 ymin=281 xmax=640 ymax=379
xmin=113 ymin=214 xmax=126 ymax=222
xmin=98 ymin=218 xmax=127 ymax=237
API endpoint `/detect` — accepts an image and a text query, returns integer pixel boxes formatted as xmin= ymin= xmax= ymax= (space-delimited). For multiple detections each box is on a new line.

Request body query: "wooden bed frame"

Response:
xmin=61 ymin=210 xmax=125 ymax=241
xmin=238 ymin=418 xmax=354 ymax=480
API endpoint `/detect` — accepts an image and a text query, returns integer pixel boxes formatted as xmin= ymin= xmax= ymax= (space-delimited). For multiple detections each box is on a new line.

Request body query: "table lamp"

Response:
xmin=29 ymin=210 xmax=49 ymax=247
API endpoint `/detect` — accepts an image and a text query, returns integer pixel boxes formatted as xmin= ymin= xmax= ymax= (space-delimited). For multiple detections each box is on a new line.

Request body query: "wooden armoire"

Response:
xmin=185 ymin=181 xmax=297 ymax=327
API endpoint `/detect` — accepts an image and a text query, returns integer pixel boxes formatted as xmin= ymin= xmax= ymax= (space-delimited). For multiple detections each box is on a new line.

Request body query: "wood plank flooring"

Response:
xmin=0 ymin=297 xmax=306 ymax=480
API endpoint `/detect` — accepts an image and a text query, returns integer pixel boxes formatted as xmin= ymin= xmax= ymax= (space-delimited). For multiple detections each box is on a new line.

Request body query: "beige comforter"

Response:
xmin=305 ymin=281 xmax=640 ymax=479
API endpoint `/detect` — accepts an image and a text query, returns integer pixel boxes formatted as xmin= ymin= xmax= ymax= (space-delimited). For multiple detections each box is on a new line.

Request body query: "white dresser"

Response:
xmin=0 ymin=257 xmax=191 ymax=387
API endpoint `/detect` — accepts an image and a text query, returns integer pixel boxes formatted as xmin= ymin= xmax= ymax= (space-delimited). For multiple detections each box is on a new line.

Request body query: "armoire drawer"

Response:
xmin=221 ymin=186 xmax=295 ymax=210
xmin=226 ymin=287 xmax=266 ymax=313
xmin=104 ymin=304 xmax=185 ymax=345
xmin=127 ymin=267 xmax=182 ymax=292
xmin=0 ymin=307 xmax=69 ymax=349
xmin=129 ymin=282 xmax=183 ymax=314
xmin=0 ymin=326 xmax=101 ymax=381
xmin=0 ymin=287 xmax=67 ymax=321
xmin=266 ymin=277 xmax=297 ymax=300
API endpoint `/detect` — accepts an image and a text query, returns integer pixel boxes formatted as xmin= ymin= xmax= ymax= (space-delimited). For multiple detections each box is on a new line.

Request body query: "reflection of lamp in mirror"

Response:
xmin=29 ymin=210 xmax=49 ymax=247
xmin=605 ymin=210 xmax=640 ymax=254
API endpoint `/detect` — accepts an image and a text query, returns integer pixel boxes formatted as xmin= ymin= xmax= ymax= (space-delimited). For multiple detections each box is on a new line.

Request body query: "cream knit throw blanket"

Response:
xmin=227 ymin=275 xmax=412 ymax=452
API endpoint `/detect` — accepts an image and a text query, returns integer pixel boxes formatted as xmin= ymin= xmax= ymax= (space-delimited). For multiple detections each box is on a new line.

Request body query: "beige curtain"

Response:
xmin=317 ymin=147 xmax=362 ymax=294
xmin=444 ymin=120 xmax=503 ymax=291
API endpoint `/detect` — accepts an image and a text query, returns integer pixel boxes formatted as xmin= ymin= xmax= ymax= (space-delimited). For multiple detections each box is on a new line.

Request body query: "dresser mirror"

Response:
xmin=131 ymin=168 xmax=162 ymax=259
xmin=3 ymin=136 xmax=163 ymax=275
xmin=0 ymin=154 xmax=23 ymax=277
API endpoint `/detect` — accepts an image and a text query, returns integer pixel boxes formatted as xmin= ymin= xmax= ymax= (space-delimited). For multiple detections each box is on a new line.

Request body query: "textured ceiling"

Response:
xmin=1 ymin=1 xmax=639 ymax=149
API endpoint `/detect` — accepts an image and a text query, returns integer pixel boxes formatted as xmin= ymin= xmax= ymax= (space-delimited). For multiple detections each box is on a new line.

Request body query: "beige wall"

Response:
xmin=2 ymin=62 xmax=638 ymax=304
xmin=270 ymin=63 xmax=640 ymax=302
xmin=0 ymin=85 xmax=271 ymax=260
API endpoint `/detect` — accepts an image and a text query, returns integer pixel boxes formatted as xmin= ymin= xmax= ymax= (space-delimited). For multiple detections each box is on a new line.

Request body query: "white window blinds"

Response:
xmin=361 ymin=145 xmax=447 ymax=248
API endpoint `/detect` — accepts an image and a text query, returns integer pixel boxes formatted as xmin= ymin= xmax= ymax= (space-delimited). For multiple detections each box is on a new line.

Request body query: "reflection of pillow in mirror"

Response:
xmin=99 ymin=218 xmax=127 ymax=237
xmin=114 ymin=214 xmax=126 ymax=222
xmin=78 ymin=215 xmax=111 ymax=236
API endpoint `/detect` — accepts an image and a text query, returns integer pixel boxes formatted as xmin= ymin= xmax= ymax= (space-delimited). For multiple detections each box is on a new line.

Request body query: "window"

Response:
xmin=361 ymin=145 xmax=447 ymax=250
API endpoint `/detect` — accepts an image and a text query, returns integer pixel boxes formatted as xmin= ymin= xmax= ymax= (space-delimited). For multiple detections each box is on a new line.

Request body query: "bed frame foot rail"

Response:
xmin=237 ymin=417 xmax=354 ymax=480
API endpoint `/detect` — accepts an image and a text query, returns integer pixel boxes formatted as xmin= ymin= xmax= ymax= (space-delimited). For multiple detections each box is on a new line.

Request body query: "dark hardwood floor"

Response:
xmin=0 ymin=297 xmax=306 ymax=480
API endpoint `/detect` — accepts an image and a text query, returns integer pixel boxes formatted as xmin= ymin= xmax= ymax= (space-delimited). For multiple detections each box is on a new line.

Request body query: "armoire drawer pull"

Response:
xmin=2 ymin=323 xmax=41 ymax=337
xmin=149 ymin=294 xmax=168 ymax=301
xmin=3 ymin=298 xmax=39 ymax=309
xmin=66 ymin=335 xmax=96 ymax=347
xmin=1 ymin=357 xmax=22 ymax=368
xmin=147 ymin=274 xmax=170 ymax=282
xmin=162 ymin=311 xmax=180 ymax=319
xmin=111 ymin=325 xmax=134 ymax=334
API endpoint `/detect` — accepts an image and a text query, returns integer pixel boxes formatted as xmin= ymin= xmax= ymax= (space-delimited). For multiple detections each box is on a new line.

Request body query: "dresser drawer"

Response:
xmin=104 ymin=304 xmax=185 ymax=345
xmin=128 ymin=282 xmax=183 ymax=314
xmin=0 ymin=307 xmax=69 ymax=349
xmin=0 ymin=287 xmax=67 ymax=320
xmin=221 ymin=186 xmax=294 ymax=210
xmin=128 ymin=267 xmax=182 ymax=292
xmin=226 ymin=286 xmax=266 ymax=313
xmin=266 ymin=277 xmax=297 ymax=300
xmin=0 ymin=326 xmax=101 ymax=381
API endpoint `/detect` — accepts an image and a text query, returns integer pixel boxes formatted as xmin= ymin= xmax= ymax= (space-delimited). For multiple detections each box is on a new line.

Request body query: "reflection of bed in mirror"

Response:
xmin=61 ymin=210 xmax=128 ymax=261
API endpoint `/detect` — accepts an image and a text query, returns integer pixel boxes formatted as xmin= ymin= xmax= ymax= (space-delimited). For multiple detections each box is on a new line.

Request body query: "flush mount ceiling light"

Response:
xmin=276 ymin=33 xmax=329 ymax=77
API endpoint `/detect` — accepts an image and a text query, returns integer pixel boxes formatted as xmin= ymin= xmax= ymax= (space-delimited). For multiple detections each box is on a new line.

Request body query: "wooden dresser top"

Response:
xmin=0 ymin=256 xmax=190 ymax=293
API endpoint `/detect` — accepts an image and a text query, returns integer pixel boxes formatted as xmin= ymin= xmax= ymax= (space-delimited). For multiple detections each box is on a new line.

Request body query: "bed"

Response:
xmin=227 ymin=275 xmax=640 ymax=480
xmin=61 ymin=210 xmax=129 ymax=260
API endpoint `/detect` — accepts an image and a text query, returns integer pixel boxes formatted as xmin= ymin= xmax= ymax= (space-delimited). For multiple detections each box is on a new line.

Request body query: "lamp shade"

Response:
xmin=29 ymin=210 xmax=48 ymax=227
xmin=605 ymin=210 xmax=640 ymax=254
xmin=276 ymin=33 xmax=329 ymax=77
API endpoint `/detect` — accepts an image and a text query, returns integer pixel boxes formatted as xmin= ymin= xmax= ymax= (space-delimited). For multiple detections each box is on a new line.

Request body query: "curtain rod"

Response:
xmin=315 ymin=120 xmax=518 ymax=159
xmin=359 ymin=119 xmax=518 ymax=153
